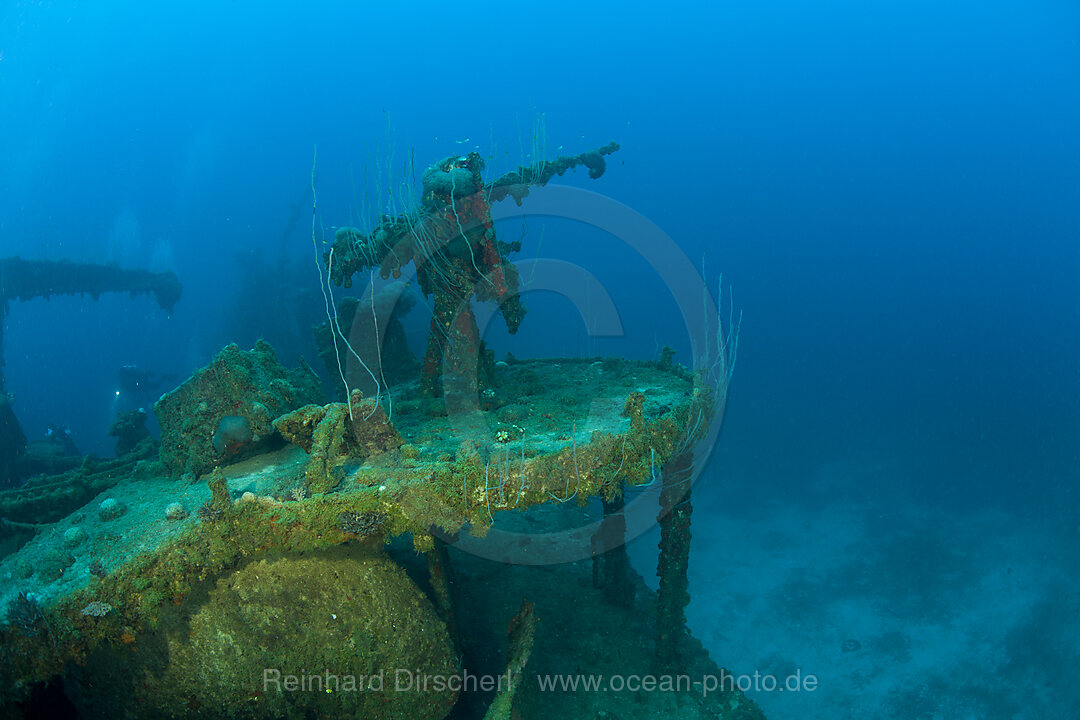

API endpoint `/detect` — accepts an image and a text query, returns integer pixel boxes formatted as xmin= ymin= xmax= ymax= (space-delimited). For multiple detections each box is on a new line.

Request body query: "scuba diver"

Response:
xmin=112 ymin=365 xmax=177 ymax=414
xmin=44 ymin=423 xmax=80 ymax=456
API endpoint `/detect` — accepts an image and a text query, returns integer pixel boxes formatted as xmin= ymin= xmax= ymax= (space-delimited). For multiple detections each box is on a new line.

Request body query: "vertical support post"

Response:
xmin=0 ymin=301 xmax=27 ymax=488
xmin=420 ymin=275 xmax=479 ymax=401
xmin=426 ymin=537 xmax=458 ymax=647
xmin=0 ymin=299 xmax=6 ymax=395
xmin=591 ymin=495 xmax=636 ymax=608
xmin=442 ymin=298 xmax=480 ymax=408
xmin=655 ymin=449 xmax=693 ymax=671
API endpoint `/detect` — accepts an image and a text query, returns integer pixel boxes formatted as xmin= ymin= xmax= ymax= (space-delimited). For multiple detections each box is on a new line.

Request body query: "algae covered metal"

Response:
xmin=0 ymin=140 xmax=755 ymax=720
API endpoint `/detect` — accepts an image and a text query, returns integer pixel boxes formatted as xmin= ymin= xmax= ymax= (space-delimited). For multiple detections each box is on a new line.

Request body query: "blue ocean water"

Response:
xmin=1 ymin=1 xmax=1078 ymax=717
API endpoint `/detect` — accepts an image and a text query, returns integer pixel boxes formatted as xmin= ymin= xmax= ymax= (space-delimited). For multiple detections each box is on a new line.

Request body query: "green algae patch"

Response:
xmin=69 ymin=545 xmax=458 ymax=720
xmin=1 ymin=357 xmax=715 ymax=716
